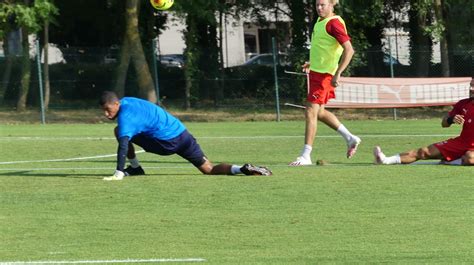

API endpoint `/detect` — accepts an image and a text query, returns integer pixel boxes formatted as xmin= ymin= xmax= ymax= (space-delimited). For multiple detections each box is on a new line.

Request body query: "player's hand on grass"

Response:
xmin=103 ymin=170 xmax=126 ymax=181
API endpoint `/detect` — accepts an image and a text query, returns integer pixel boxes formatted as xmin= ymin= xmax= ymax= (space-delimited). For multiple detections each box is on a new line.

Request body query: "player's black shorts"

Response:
xmin=131 ymin=130 xmax=207 ymax=167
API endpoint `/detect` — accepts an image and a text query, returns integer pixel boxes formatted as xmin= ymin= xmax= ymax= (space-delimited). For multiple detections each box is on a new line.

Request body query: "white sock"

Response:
xmin=129 ymin=157 xmax=140 ymax=168
xmin=300 ymin=144 xmax=312 ymax=159
xmin=231 ymin=165 xmax=242 ymax=175
xmin=337 ymin=124 xmax=354 ymax=143
xmin=443 ymin=158 xmax=462 ymax=165
xmin=384 ymin=154 xmax=401 ymax=165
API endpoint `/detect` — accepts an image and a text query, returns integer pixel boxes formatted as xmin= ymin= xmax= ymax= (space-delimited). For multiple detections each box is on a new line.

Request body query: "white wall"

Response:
xmin=383 ymin=9 xmax=441 ymax=65
xmin=158 ymin=14 xmax=186 ymax=55
xmin=158 ymin=13 xmax=247 ymax=67
xmin=221 ymin=15 xmax=246 ymax=67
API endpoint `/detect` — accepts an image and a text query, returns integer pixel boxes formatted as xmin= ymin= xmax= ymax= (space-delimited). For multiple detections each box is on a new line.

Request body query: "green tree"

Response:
xmin=183 ymin=13 xmax=200 ymax=109
xmin=114 ymin=0 xmax=156 ymax=102
xmin=36 ymin=0 xmax=58 ymax=109
xmin=285 ymin=0 xmax=310 ymax=101
xmin=337 ymin=0 xmax=386 ymax=75
xmin=0 ymin=4 xmax=17 ymax=103
xmin=115 ymin=0 xmax=167 ymax=100
xmin=0 ymin=0 xmax=58 ymax=111
xmin=431 ymin=0 xmax=449 ymax=76
xmin=444 ymin=0 xmax=472 ymax=53
xmin=445 ymin=0 xmax=472 ymax=76
xmin=176 ymin=0 xmax=221 ymax=109
xmin=49 ymin=0 xmax=124 ymax=47
xmin=48 ymin=1 xmax=168 ymax=102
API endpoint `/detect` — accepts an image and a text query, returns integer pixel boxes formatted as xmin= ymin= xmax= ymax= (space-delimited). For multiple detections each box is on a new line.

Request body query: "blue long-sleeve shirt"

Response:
xmin=115 ymin=97 xmax=186 ymax=171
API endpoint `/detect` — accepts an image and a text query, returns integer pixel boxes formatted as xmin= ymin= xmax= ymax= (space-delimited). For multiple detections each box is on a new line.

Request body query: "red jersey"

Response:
xmin=448 ymin=98 xmax=474 ymax=145
xmin=325 ymin=19 xmax=351 ymax=45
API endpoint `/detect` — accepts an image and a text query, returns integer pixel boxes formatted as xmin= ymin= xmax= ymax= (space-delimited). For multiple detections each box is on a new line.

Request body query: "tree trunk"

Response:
xmin=131 ymin=45 xmax=157 ymax=102
xmin=289 ymin=0 xmax=307 ymax=56
xmin=289 ymin=0 xmax=310 ymax=100
xmin=114 ymin=37 xmax=131 ymax=97
xmin=0 ymin=36 xmax=13 ymax=103
xmin=184 ymin=14 xmax=200 ymax=110
xmin=438 ymin=32 xmax=450 ymax=77
xmin=184 ymin=74 xmax=192 ymax=110
xmin=198 ymin=21 xmax=219 ymax=101
xmin=43 ymin=21 xmax=51 ymax=109
xmin=433 ymin=0 xmax=450 ymax=76
xmin=365 ymin=27 xmax=384 ymax=77
xmin=409 ymin=0 xmax=431 ymax=77
xmin=16 ymin=27 xmax=31 ymax=111
xmin=217 ymin=9 xmax=225 ymax=105
xmin=125 ymin=0 xmax=157 ymax=103
xmin=207 ymin=22 xmax=220 ymax=105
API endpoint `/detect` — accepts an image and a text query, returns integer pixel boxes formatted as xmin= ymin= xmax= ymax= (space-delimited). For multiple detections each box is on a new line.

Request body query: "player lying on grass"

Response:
xmin=374 ymin=79 xmax=474 ymax=166
xmin=100 ymin=91 xmax=272 ymax=181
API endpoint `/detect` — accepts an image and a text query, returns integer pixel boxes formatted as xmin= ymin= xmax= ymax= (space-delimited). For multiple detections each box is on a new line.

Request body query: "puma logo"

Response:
xmin=380 ymin=85 xmax=404 ymax=102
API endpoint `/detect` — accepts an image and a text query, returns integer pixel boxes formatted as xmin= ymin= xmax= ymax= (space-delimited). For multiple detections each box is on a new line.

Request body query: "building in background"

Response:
xmin=158 ymin=6 xmax=443 ymax=69
xmin=158 ymin=6 xmax=291 ymax=67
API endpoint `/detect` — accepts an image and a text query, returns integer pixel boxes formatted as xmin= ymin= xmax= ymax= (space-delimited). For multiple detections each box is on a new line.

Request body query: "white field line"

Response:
xmin=0 ymin=166 xmax=195 ymax=171
xmin=0 ymin=162 xmax=446 ymax=172
xmin=0 ymin=134 xmax=454 ymax=166
xmin=0 ymin=137 xmax=116 ymax=141
xmin=0 ymin=134 xmax=456 ymax=141
xmin=0 ymin=151 xmax=145 ymax=165
xmin=0 ymin=258 xmax=206 ymax=264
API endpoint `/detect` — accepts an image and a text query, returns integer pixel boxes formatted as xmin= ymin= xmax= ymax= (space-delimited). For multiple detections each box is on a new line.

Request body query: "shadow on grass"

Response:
xmin=310 ymin=161 xmax=376 ymax=166
xmin=0 ymin=170 xmax=198 ymax=178
xmin=0 ymin=170 xmax=102 ymax=178
xmin=59 ymin=160 xmax=190 ymax=164
xmin=312 ymin=161 xmax=443 ymax=166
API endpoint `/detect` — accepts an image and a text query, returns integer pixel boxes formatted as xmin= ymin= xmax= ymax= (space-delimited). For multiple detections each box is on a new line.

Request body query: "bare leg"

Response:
xmin=289 ymin=103 xmax=321 ymax=165
xmin=317 ymin=106 xmax=341 ymax=130
xmin=197 ymin=160 xmax=271 ymax=175
xmin=400 ymin=144 xmax=443 ymax=164
xmin=304 ymin=103 xmax=321 ymax=146
xmin=461 ymin=151 xmax=474 ymax=165
xmin=198 ymin=160 xmax=232 ymax=175
xmin=318 ymin=105 xmax=360 ymax=158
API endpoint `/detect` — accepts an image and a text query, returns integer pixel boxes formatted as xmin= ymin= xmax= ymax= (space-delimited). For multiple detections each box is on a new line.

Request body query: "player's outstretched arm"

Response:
xmin=104 ymin=136 xmax=130 ymax=181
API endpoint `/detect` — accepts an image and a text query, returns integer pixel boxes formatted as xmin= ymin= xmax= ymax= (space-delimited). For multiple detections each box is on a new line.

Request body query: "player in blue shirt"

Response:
xmin=99 ymin=91 xmax=272 ymax=180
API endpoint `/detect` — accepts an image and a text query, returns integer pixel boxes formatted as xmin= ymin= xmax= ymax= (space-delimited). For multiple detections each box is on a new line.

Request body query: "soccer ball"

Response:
xmin=150 ymin=0 xmax=174 ymax=10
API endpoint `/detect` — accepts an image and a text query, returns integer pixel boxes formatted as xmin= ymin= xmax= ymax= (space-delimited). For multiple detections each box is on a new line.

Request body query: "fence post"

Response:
xmin=35 ymin=40 xmax=46 ymax=124
xmin=272 ymin=37 xmax=281 ymax=122
xmin=152 ymin=38 xmax=160 ymax=103
xmin=388 ymin=37 xmax=397 ymax=120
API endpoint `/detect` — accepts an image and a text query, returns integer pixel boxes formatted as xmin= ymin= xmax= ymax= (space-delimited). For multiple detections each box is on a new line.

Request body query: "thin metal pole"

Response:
xmin=152 ymin=38 xmax=160 ymax=103
xmin=272 ymin=37 xmax=281 ymax=122
xmin=35 ymin=40 xmax=45 ymax=124
xmin=388 ymin=37 xmax=397 ymax=120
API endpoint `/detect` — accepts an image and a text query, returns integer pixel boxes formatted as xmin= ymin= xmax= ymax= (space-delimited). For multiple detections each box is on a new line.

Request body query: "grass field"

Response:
xmin=1 ymin=120 xmax=473 ymax=264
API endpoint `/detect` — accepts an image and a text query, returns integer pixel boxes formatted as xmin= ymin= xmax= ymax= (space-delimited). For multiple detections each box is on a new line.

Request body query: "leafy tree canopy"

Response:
xmin=0 ymin=0 xmax=58 ymax=38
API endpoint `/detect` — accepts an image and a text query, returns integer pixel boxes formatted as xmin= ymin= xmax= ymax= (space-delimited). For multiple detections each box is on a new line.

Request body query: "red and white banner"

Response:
xmin=327 ymin=77 xmax=472 ymax=108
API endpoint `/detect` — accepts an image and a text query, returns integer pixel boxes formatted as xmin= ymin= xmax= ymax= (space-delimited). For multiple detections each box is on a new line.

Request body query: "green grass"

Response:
xmin=1 ymin=120 xmax=473 ymax=263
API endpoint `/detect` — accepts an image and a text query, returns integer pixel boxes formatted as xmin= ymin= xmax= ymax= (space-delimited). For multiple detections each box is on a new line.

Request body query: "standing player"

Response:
xmin=100 ymin=91 xmax=272 ymax=180
xmin=374 ymin=79 xmax=474 ymax=165
xmin=290 ymin=0 xmax=360 ymax=166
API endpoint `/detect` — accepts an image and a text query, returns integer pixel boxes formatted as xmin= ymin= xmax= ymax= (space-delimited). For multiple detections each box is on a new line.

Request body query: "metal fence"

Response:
xmin=0 ymin=42 xmax=472 ymax=121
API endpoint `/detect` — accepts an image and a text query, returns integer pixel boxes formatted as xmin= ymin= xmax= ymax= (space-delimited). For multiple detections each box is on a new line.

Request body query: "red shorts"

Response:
xmin=307 ymin=71 xmax=335 ymax=105
xmin=434 ymin=137 xmax=474 ymax=161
